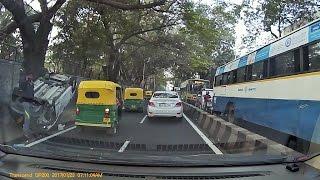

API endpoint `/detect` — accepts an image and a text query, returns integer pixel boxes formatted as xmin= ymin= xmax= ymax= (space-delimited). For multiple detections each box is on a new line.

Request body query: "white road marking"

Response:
xmin=183 ymin=114 xmax=223 ymax=154
xmin=139 ymin=115 xmax=148 ymax=124
xmin=24 ymin=126 xmax=76 ymax=148
xmin=118 ymin=140 xmax=130 ymax=152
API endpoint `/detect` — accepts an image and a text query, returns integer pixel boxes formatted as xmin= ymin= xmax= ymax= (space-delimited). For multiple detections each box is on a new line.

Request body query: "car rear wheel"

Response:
xmin=106 ymin=126 xmax=117 ymax=135
xmin=78 ymin=126 xmax=85 ymax=132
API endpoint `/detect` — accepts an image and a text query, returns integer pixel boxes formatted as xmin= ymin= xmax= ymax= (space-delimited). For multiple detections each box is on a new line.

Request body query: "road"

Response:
xmin=4 ymin=104 xmax=221 ymax=155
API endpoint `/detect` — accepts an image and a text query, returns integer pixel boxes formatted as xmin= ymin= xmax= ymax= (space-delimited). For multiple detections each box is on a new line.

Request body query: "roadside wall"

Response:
xmin=0 ymin=59 xmax=21 ymax=105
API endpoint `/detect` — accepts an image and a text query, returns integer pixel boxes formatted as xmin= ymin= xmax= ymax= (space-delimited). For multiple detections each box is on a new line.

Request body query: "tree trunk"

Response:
xmin=23 ymin=50 xmax=45 ymax=77
xmin=82 ymin=58 xmax=88 ymax=77
xmin=105 ymin=48 xmax=121 ymax=82
xmin=22 ymin=20 xmax=52 ymax=78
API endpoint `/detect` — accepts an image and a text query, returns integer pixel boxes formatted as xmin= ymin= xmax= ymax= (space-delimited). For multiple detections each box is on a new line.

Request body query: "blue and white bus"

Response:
xmin=213 ymin=18 xmax=320 ymax=152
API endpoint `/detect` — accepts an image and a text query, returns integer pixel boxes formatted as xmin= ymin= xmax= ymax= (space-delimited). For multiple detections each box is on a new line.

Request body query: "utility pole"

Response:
xmin=153 ymin=74 xmax=156 ymax=91
xmin=142 ymin=59 xmax=145 ymax=82
xmin=142 ymin=58 xmax=150 ymax=89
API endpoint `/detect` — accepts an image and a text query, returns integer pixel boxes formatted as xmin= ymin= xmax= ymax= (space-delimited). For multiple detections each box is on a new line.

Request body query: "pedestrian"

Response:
xmin=19 ymin=72 xmax=35 ymax=140
xmin=203 ymin=91 xmax=211 ymax=111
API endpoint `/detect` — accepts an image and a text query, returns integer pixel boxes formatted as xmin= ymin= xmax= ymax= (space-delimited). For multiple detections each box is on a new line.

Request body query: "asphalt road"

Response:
xmin=4 ymin=104 xmax=217 ymax=155
xmin=51 ymin=111 xmax=205 ymax=144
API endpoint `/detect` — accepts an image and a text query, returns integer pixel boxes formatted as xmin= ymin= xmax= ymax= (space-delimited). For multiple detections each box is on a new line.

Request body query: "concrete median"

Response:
xmin=183 ymin=102 xmax=299 ymax=155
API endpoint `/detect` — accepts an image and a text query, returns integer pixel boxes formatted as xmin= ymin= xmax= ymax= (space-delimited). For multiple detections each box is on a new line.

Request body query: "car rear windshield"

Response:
xmin=153 ymin=93 xmax=178 ymax=98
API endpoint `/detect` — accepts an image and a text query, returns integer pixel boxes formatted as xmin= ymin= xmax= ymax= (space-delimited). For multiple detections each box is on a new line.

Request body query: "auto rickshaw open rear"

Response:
xmin=144 ymin=90 xmax=153 ymax=100
xmin=124 ymin=88 xmax=144 ymax=112
xmin=75 ymin=81 xmax=122 ymax=134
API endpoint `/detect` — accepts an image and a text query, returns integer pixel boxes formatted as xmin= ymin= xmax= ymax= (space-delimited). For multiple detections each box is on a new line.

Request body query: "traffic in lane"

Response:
xmin=8 ymin=104 xmax=219 ymax=155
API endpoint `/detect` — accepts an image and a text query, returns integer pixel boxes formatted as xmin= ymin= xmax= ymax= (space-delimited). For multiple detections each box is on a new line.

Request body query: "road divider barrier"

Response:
xmin=183 ymin=102 xmax=299 ymax=155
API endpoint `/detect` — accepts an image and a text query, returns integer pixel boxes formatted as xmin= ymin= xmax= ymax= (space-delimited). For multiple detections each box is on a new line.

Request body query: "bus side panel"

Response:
xmin=266 ymin=99 xmax=300 ymax=138
xmin=234 ymin=98 xmax=268 ymax=128
xmin=215 ymin=96 xmax=320 ymax=144
xmin=298 ymin=100 xmax=320 ymax=144
xmin=213 ymin=96 xmax=229 ymax=113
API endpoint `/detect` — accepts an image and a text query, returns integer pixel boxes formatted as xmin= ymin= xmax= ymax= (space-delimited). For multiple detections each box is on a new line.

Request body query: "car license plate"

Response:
xmin=159 ymin=103 xmax=168 ymax=107
xmin=103 ymin=118 xmax=110 ymax=123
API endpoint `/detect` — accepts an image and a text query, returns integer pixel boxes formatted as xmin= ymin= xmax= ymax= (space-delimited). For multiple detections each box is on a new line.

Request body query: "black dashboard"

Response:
xmin=1 ymin=153 xmax=320 ymax=180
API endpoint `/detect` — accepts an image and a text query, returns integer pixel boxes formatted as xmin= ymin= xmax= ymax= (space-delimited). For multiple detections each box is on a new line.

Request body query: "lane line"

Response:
xmin=183 ymin=114 xmax=223 ymax=154
xmin=139 ymin=115 xmax=148 ymax=124
xmin=24 ymin=126 xmax=76 ymax=147
xmin=118 ymin=140 xmax=130 ymax=152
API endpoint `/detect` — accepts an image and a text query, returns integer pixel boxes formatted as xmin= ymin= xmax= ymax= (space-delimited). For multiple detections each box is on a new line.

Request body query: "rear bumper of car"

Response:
xmin=147 ymin=106 xmax=183 ymax=118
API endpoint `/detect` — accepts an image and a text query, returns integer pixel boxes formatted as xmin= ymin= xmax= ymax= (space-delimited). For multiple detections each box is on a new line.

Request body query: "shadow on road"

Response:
xmin=147 ymin=117 xmax=183 ymax=124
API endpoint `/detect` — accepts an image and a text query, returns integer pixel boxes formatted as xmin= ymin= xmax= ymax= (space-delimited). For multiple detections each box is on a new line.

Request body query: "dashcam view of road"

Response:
xmin=0 ymin=0 xmax=320 ymax=179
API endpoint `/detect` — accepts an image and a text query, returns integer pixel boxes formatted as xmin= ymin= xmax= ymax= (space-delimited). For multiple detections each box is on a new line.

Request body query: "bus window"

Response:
xmin=218 ymin=75 xmax=223 ymax=85
xmin=270 ymin=50 xmax=298 ymax=76
xmin=215 ymin=75 xmax=222 ymax=86
xmin=307 ymin=41 xmax=320 ymax=71
xmin=251 ymin=61 xmax=265 ymax=80
xmin=236 ymin=66 xmax=246 ymax=83
xmin=227 ymin=71 xmax=233 ymax=84
xmin=246 ymin=65 xmax=252 ymax=81
xmin=222 ymin=73 xmax=228 ymax=85
xmin=228 ymin=70 xmax=237 ymax=84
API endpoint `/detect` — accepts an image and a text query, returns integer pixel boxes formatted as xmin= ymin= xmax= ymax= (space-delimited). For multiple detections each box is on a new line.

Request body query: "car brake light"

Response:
xmin=104 ymin=108 xmax=110 ymax=118
xmin=76 ymin=107 xmax=80 ymax=115
xmin=148 ymin=101 xmax=155 ymax=107
xmin=175 ymin=102 xmax=182 ymax=107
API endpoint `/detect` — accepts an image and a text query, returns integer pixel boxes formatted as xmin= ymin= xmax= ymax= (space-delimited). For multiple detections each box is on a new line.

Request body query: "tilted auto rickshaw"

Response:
xmin=124 ymin=88 xmax=144 ymax=112
xmin=144 ymin=90 xmax=153 ymax=100
xmin=75 ymin=81 xmax=123 ymax=134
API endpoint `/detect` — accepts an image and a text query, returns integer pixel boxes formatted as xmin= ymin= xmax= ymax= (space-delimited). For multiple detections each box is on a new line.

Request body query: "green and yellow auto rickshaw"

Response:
xmin=124 ymin=88 xmax=144 ymax=112
xmin=75 ymin=81 xmax=123 ymax=134
xmin=144 ymin=90 xmax=153 ymax=100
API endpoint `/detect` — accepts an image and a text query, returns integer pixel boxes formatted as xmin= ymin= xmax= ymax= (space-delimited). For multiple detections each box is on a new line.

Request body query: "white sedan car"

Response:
xmin=147 ymin=91 xmax=183 ymax=119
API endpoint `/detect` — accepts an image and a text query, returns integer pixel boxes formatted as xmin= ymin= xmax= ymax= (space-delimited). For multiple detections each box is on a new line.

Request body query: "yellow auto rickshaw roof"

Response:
xmin=77 ymin=81 xmax=120 ymax=105
xmin=124 ymin=88 xmax=144 ymax=99
xmin=78 ymin=80 xmax=121 ymax=90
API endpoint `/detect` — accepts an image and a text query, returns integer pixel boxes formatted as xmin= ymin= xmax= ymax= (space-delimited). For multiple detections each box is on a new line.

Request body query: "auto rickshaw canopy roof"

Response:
xmin=78 ymin=80 xmax=120 ymax=90
xmin=77 ymin=80 xmax=121 ymax=105
xmin=145 ymin=90 xmax=153 ymax=95
xmin=124 ymin=88 xmax=144 ymax=99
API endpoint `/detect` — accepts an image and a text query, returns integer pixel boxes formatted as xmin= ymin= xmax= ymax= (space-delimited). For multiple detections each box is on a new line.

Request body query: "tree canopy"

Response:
xmin=242 ymin=0 xmax=320 ymax=50
xmin=0 ymin=0 xmax=238 ymax=87
xmin=48 ymin=0 xmax=238 ymax=86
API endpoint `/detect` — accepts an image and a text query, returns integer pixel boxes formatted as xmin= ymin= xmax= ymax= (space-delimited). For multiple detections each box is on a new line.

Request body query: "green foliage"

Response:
xmin=49 ymin=0 xmax=237 ymax=85
xmin=0 ymin=7 xmax=22 ymax=61
xmin=173 ymin=1 xmax=237 ymax=80
xmin=242 ymin=0 xmax=320 ymax=47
